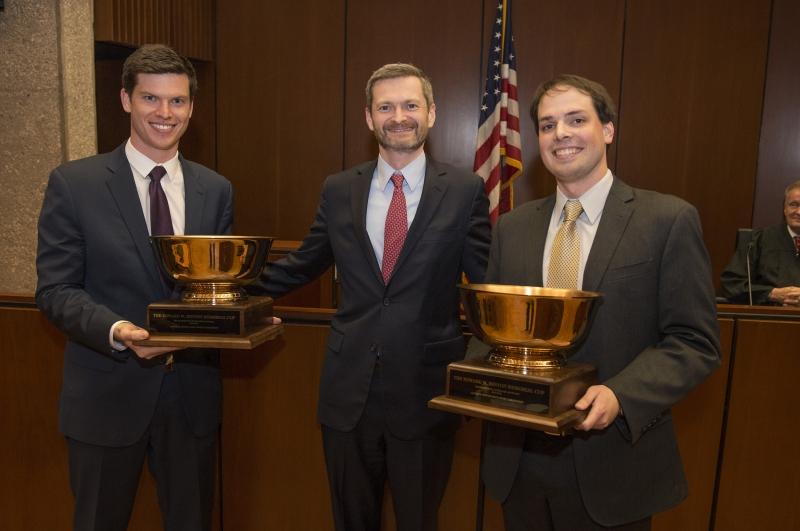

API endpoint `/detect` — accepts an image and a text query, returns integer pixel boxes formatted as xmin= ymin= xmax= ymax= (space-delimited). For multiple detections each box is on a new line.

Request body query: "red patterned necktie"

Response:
xmin=148 ymin=166 xmax=173 ymax=236
xmin=382 ymin=172 xmax=407 ymax=283
xmin=794 ymin=236 xmax=800 ymax=256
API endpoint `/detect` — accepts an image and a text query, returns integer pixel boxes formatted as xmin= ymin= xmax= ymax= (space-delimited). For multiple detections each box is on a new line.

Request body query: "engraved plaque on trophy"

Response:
xmin=429 ymin=284 xmax=600 ymax=435
xmin=135 ymin=235 xmax=282 ymax=350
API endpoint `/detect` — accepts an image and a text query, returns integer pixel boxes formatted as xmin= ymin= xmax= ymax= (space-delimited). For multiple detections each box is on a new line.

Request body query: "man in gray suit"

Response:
xmin=36 ymin=44 xmax=233 ymax=531
xmin=254 ymin=63 xmax=491 ymax=531
xmin=477 ymin=74 xmax=720 ymax=530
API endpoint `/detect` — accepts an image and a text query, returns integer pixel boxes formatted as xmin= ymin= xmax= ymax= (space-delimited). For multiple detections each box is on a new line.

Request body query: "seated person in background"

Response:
xmin=721 ymin=180 xmax=800 ymax=305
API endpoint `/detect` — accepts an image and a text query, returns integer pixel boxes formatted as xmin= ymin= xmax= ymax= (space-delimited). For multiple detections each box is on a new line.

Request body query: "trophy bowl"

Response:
xmin=459 ymin=283 xmax=601 ymax=371
xmin=151 ymin=235 xmax=273 ymax=304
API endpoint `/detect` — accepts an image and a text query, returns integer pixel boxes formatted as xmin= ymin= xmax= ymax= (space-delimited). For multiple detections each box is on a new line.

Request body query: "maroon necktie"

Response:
xmin=794 ymin=236 xmax=800 ymax=256
xmin=148 ymin=166 xmax=173 ymax=236
xmin=382 ymin=172 xmax=407 ymax=283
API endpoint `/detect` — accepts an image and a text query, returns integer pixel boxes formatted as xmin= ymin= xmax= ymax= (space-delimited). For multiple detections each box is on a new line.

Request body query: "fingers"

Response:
xmin=271 ymin=316 xmax=283 ymax=324
xmin=130 ymin=345 xmax=177 ymax=360
xmin=115 ymin=322 xmax=150 ymax=342
xmin=573 ymin=385 xmax=620 ymax=432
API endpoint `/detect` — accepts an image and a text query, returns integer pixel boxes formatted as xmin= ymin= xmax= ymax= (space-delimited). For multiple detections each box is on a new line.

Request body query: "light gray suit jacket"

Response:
xmin=478 ymin=178 xmax=720 ymax=526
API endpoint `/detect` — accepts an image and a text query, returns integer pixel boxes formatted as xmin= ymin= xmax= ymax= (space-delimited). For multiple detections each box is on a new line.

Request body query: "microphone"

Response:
xmin=745 ymin=240 xmax=754 ymax=306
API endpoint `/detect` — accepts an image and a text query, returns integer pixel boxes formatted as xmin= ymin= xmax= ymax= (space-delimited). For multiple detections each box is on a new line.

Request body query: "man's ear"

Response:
xmin=120 ymin=88 xmax=132 ymax=113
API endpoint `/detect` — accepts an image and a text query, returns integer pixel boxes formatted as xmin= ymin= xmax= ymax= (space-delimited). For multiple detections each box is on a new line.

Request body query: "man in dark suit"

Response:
xmin=36 ymin=44 xmax=233 ymax=531
xmin=254 ymin=63 xmax=490 ymax=531
xmin=721 ymin=180 xmax=800 ymax=305
xmin=475 ymin=74 xmax=720 ymax=530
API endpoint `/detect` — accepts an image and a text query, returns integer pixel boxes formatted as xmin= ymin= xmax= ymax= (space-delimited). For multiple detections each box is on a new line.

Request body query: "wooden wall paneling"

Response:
xmin=94 ymin=0 xmax=214 ymax=60
xmin=0 ymin=307 xmax=169 ymax=531
xmin=753 ymin=0 xmax=800 ymax=228
xmin=615 ymin=0 xmax=771 ymax=286
xmin=714 ymin=318 xmax=800 ymax=531
xmin=219 ymin=324 xmax=333 ymax=530
xmin=343 ymin=0 xmax=484 ymax=170
xmin=507 ymin=0 xmax=626 ymax=205
xmin=652 ymin=318 xmax=733 ymax=531
xmin=1 ymin=309 xmax=71 ymax=530
xmin=216 ymin=0 xmax=345 ymax=241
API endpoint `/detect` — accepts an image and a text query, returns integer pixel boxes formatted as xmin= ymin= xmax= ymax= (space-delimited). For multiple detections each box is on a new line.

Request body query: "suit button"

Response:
xmin=383 ymin=298 xmax=390 ymax=306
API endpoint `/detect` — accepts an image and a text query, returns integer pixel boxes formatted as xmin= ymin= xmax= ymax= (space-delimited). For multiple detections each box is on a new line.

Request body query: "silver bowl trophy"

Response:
xmin=135 ymin=235 xmax=281 ymax=349
xmin=429 ymin=283 xmax=601 ymax=435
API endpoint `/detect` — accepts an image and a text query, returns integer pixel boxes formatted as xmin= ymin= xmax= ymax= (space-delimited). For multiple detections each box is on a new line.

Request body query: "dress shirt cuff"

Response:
xmin=109 ymin=320 xmax=131 ymax=351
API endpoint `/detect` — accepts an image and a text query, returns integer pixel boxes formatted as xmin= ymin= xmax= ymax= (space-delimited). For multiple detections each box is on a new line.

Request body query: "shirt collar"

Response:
xmin=554 ymin=169 xmax=613 ymax=225
xmin=375 ymin=152 xmax=426 ymax=192
xmin=125 ymin=139 xmax=182 ymax=183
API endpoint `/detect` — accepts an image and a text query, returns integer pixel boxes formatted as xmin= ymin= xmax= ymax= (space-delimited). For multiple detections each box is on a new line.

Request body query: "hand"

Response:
xmin=768 ymin=286 xmax=800 ymax=306
xmin=113 ymin=322 xmax=176 ymax=360
xmin=573 ymin=385 xmax=620 ymax=431
xmin=270 ymin=316 xmax=283 ymax=324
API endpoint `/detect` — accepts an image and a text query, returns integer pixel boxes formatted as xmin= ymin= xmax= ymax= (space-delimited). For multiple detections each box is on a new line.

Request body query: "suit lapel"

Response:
xmin=104 ymin=144 xmax=164 ymax=291
xmin=181 ymin=155 xmax=204 ymax=234
xmin=527 ymin=196 xmax=554 ymax=286
xmin=351 ymin=161 xmax=384 ymax=284
xmin=389 ymin=160 xmax=447 ymax=281
xmin=583 ymin=179 xmax=635 ymax=291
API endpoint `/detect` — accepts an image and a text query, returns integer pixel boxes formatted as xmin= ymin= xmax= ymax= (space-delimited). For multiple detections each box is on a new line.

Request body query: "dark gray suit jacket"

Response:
xmin=720 ymin=222 xmax=800 ymax=304
xmin=479 ymin=178 xmax=720 ymax=526
xmin=255 ymin=158 xmax=491 ymax=439
xmin=36 ymin=143 xmax=234 ymax=447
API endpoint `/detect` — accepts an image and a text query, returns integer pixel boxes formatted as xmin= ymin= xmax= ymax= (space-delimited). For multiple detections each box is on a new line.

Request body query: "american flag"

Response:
xmin=473 ymin=0 xmax=522 ymax=224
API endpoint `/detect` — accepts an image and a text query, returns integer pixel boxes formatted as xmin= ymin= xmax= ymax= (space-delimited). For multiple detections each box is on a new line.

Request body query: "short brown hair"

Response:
xmin=530 ymin=74 xmax=617 ymax=135
xmin=365 ymin=63 xmax=434 ymax=109
xmin=122 ymin=44 xmax=198 ymax=100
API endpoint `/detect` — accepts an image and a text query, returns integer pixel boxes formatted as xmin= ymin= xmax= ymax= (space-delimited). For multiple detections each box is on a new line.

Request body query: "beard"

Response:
xmin=373 ymin=119 xmax=428 ymax=153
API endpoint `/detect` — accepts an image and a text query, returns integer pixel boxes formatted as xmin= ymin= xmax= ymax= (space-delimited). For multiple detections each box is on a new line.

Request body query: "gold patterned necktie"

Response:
xmin=546 ymin=199 xmax=584 ymax=289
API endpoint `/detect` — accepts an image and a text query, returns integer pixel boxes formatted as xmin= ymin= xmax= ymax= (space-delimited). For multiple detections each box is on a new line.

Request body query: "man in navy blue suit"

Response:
xmin=36 ymin=44 xmax=233 ymax=531
xmin=255 ymin=63 xmax=491 ymax=531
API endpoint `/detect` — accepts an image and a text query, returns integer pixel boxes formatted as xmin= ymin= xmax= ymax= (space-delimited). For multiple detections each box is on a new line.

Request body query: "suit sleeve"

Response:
xmin=35 ymin=169 xmax=124 ymax=355
xmin=605 ymin=204 xmax=721 ymax=442
xmin=461 ymin=176 xmax=491 ymax=283
xmin=217 ymin=179 xmax=234 ymax=235
xmin=250 ymin=178 xmax=336 ymax=298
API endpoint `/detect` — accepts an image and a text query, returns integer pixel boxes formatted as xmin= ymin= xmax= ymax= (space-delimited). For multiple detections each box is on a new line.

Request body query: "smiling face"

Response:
xmin=120 ymin=73 xmax=193 ymax=163
xmin=365 ymin=76 xmax=436 ymax=167
xmin=784 ymin=187 xmax=800 ymax=233
xmin=536 ymin=85 xmax=614 ymax=196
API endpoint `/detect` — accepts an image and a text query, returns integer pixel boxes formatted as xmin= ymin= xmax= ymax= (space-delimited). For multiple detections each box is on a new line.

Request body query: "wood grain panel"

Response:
xmin=343 ymin=0 xmax=484 ymax=170
xmin=215 ymin=0 xmax=345 ymax=241
xmin=220 ymin=324 xmax=333 ymax=530
xmin=506 ymin=0 xmax=625 ymax=205
xmin=0 ymin=307 xmax=171 ymax=531
xmin=714 ymin=318 xmax=800 ymax=531
xmin=94 ymin=0 xmax=214 ymax=60
xmin=653 ymin=318 xmax=732 ymax=531
xmin=616 ymin=0 xmax=771 ymax=286
xmin=753 ymin=0 xmax=800 ymax=228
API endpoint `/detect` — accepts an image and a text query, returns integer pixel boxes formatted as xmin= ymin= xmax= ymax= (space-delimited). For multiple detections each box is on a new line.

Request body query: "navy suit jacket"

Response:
xmin=36 ymin=143 xmax=233 ymax=447
xmin=475 ymin=178 xmax=720 ymax=525
xmin=255 ymin=158 xmax=491 ymax=439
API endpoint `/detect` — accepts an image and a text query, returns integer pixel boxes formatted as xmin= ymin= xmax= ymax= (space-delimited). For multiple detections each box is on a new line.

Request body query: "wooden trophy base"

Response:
xmin=135 ymin=296 xmax=281 ymax=350
xmin=428 ymin=357 xmax=596 ymax=435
